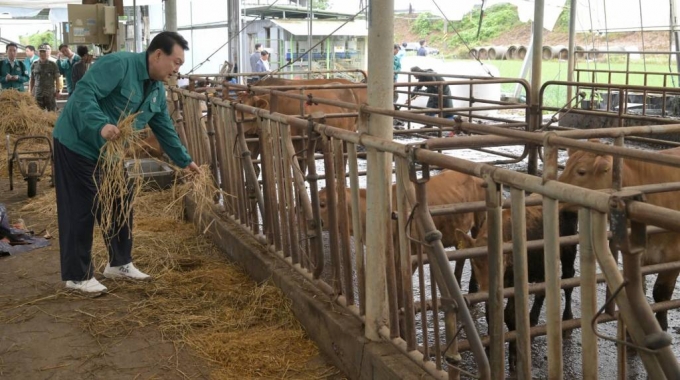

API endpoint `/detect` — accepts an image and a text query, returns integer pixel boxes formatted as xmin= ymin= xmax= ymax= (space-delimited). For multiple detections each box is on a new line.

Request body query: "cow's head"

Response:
xmin=456 ymin=228 xmax=488 ymax=293
xmin=234 ymin=92 xmax=270 ymax=135
xmin=317 ymin=187 xmax=355 ymax=234
xmin=455 ymin=223 xmax=510 ymax=293
xmin=557 ymin=139 xmax=613 ymax=194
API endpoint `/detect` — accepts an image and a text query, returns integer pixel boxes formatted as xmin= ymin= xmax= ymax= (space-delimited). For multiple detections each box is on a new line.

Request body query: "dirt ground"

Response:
xmin=0 ymin=178 xmax=341 ymax=380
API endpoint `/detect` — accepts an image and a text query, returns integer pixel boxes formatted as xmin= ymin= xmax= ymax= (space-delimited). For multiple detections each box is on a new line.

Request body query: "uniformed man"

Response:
xmin=52 ymin=31 xmax=200 ymax=294
xmin=29 ymin=44 xmax=60 ymax=111
xmin=56 ymin=44 xmax=80 ymax=95
xmin=0 ymin=43 xmax=29 ymax=91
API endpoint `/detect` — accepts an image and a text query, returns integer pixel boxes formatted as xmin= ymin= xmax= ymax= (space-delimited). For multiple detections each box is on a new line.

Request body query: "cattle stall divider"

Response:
xmin=168 ymin=79 xmax=680 ymax=379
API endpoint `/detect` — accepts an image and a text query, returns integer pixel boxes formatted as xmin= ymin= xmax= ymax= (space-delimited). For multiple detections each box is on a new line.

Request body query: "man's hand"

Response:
xmin=5 ymin=74 xmax=11 ymax=81
xmin=56 ymin=52 xmax=62 ymax=60
xmin=100 ymin=124 xmax=121 ymax=141
xmin=187 ymin=162 xmax=201 ymax=173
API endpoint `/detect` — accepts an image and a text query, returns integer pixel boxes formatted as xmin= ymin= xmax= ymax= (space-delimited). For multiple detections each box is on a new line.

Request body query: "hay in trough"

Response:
xmin=170 ymin=164 xmax=235 ymax=232
xmin=81 ymin=189 xmax=334 ymax=378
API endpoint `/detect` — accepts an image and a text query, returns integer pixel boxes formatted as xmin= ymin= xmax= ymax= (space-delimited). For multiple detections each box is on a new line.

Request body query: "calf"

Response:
xmin=318 ymin=170 xmax=486 ymax=286
xmin=558 ymin=142 xmax=680 ymax=330
xmin=455 ymin=205 xmax=578 ymax=369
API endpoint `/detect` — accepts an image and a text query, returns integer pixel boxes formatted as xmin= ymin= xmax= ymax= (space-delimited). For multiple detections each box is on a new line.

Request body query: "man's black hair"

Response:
xmin=5 ymin=43 xmax=17 ymax=51
xmin=419 ymin=40 xmax=426 ymax=46
xmin=26 ymin=45 xmax=36 ymax=52
xmin=255 ymin=43 xmax=262 ymax=50
xmin=260 ymin=50 xmax=269 ymax=57
xmin=58 ymin=44 xmax=69 ymax=50
xmin=147 ymin=31 xmax=189 ymax=55
xmin=76 ymin=45 xmax=89 ymax=57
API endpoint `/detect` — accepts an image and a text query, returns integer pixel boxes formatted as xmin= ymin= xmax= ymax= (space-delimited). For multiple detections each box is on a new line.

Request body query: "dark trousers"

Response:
xmin=53 ymin=139 xmax=133 ymax=281
xmin=36 ymin=95 xmax=56 ymax=112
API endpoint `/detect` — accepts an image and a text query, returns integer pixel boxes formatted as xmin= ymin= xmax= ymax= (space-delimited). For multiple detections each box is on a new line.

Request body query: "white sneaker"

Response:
xmin=65 ymin=278 xmax=108 ymax=294
xmin=103 ymin=263 xmax=151 ymax=281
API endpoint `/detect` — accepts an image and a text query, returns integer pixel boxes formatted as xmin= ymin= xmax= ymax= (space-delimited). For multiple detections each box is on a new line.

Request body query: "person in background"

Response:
xmin=30 ymin=44 xmax=60 ymax=111
xmin=56 ymin=44 xmax=81 ymax=95
xmin=393 ymin=44 xmax=402 ymax=102
xmin=44 ymin=44 xmax=57 ymax=62
xmin=397 ymin=42 xmax=406 ymax=60
xmin=23 ymin=45 xmax=39 ymax=78
xmin=417 ymin=40 xmax=428 ymax=56
xmin=248 ymin=43 xmax=262 ymax=84
xmin=255 ymin=50 xmax=270 ymax=79
xmin=52 ymin=32 xmax=199 ymax=294
xmin=0 ymin=43 xmax=29 ymax=91
xmin=410 ymin=65 xmax=454 ymax=119
xmin=71 ymin=45 xmax=93 ymax=92
xmin=393 ymin=44 xmax=405 ymax=125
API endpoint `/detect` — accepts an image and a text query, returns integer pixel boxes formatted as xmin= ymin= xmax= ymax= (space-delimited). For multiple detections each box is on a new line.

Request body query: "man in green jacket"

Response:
xmin=23 ymin=45 xmax=39 ymax=78
xmin=53 ymin=32 xmax=200 ymax=294
xmin=56 ymin=44 xmax=80 ymax=95
xmin=0 ymin=43 xmax=29 ymax=91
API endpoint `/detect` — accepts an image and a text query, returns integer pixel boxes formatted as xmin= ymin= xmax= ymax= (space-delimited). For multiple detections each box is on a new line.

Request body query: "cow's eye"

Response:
xmin=577 ymin=168 xmax=587 ymax=176
xmin=319 ymin=202 xmax=326 ymax=208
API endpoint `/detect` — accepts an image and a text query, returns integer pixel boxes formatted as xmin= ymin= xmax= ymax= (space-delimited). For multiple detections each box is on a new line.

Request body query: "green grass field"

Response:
xmin=451 ymin=59 xmax=680 ymax=107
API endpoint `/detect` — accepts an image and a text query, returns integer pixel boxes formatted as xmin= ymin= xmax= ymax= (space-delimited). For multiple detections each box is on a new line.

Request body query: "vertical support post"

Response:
xmin=510 ymin=187 xmax=531 ymax=379
xmin=528 ymin=0 xmax=545 ymax=176
xmin=566 ymin=0 xmax=577 ymax=104
xmin=364 ymin=0 xmax=395 ymax=341
xmin=134 ymin=3 xmax=142 ymax=52
xmin=579 ymin=209 xmax=599 ymax=380
xmin=227 ymin=0 xmax=241 ymax=82
xmin=165 ymin=0 xmax=177 ymax=32
xmin=347 ymin=143 xmax=366 ymax=314
xmin=542 ymin=141 xmax=563 ymax=380
xmin=484 ymin=176 xmax=504 ymax=379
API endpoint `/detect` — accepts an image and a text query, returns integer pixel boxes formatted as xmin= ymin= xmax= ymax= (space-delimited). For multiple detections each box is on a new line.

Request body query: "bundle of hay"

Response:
xmin=95 ymin=113 xmax=145 ymax=240
xmin=0 ymin=90 xmax=57 ymax=136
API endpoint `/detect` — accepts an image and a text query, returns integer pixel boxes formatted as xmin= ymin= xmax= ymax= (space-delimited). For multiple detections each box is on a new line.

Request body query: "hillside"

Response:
xmin=394 ymin=4 xmax=670 ymax=60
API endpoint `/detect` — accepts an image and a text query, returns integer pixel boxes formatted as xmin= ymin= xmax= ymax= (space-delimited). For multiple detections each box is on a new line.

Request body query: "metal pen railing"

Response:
xmin=167 ymin=78 xmax=680 ymax=379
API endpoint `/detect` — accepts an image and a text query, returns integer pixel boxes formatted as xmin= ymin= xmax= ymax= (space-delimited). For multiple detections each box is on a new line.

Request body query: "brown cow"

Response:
xmin=455 ymin=205 xmax=578 ymax=370
xmin=132 ymin=132 xmax=164 ymax=159
xmin=318 ymin=170 xmax=487 ymax=286
xmin=558 ymin=142 xmax=680 ymax=330
xmin=254 ymin=76 xmax=367 ymax=105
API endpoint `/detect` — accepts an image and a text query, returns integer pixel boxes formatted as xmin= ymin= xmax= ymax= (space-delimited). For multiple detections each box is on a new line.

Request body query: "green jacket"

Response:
xmin=53 ymin=51 xmax=192 ymax=168
xmin=24 ymin=55 xmax=39 ymax=77
xmin=0 ymin=59 xmax=29 ymax=91
xmin=57 ymin=54 xmax=80 ymax=94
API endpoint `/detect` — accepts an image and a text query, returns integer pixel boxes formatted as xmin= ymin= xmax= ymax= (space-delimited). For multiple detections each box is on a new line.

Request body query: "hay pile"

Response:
xmin=83 ymin=189 xmax=335 ymax=378
xmin=0 ymin=90 xmax=57 ymax=136
xmin=15 ymin=188 xmax=336 ymax=378
xmin=0 ymin=90 xmax=57 ymax=178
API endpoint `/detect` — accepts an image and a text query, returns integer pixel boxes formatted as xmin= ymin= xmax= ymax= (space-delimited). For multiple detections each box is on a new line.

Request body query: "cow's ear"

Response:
xmin=255 ymin=97 xmax=269 ymax=109
xmin=594 ymin=155 xmax=612 ymax=173
xmin=455 ymin=229 xmax=475 ymax=249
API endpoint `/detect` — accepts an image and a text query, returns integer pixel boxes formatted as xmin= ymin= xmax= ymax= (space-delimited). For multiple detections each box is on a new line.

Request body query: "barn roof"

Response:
xmin=271 ymin=19 xmax=368 ymax=37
